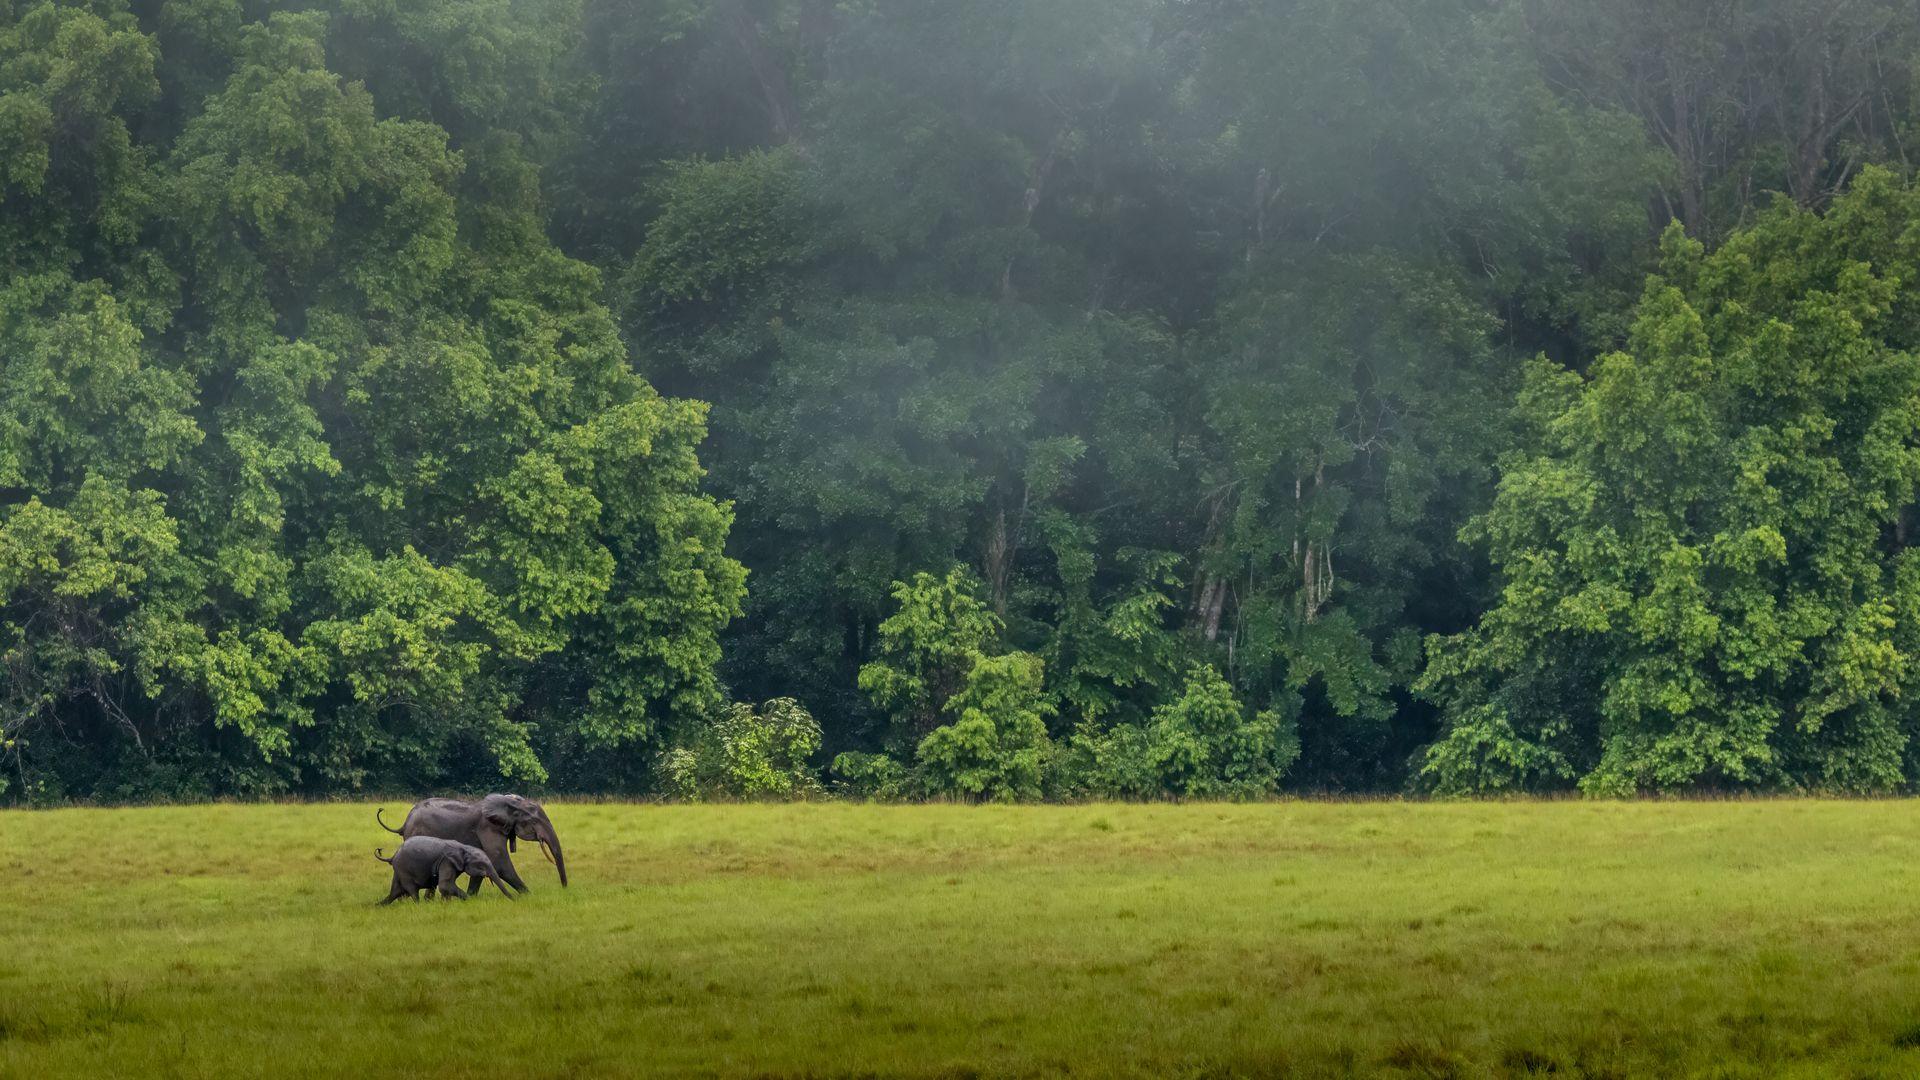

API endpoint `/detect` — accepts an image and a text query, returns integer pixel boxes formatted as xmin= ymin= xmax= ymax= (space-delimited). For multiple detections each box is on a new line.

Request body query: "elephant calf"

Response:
xmin=375 ymin=837 xmax=516 ymax=905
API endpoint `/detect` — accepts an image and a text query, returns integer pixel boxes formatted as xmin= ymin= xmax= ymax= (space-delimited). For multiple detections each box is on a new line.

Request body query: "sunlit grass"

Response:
xmin=6 ymin=801 xmax=1920 ymax=1078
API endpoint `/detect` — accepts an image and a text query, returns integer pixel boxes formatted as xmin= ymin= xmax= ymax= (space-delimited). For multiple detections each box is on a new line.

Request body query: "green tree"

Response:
xmin=1059 ymin=664 xmax=1299 ymax=799
xmin=855 ymin=567 xmax=1054 ymax=800
xmin=1422 ymin=169 xmax=1920 ymax=795
xmin=654 ymin=696 xmax=823 ymax=800
xmin=0 ymin=1 xmax=742 ymax=801
xmin=857 ymin=568 xmax=1003 ymax=752
xmin=916 ymin=651 xmax=1052 ymax=802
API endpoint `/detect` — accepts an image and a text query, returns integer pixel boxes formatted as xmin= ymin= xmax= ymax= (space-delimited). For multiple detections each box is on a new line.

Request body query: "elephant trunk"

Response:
xmin=538 ymin=817 xmax=567 ymax=887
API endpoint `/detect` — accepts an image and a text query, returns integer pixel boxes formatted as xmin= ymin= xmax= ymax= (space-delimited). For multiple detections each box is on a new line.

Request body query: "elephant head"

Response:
xmin=479 ymin=793 xmax=567 ymax=886
xmin=454 ymin=846 xmax=515 ymax=898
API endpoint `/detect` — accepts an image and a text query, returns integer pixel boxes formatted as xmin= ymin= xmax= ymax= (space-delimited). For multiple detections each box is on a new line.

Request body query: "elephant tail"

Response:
xmin=374 ymin=847 xmax=394 ymax=863
xmin=376 ymin=807 xmax=405 ymax=836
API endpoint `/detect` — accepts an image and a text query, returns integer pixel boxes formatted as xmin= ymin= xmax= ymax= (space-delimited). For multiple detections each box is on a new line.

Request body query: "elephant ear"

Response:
xmin=480 ymin=796 xmax=516 ymax=834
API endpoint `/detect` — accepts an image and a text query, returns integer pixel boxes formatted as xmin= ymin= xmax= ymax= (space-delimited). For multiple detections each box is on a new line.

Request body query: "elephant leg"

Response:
xmin=379 ymin=878 xmax=406 ymax=906
xmin=466 ymin=873 xmax=484 ymax=896
xmin=481 ymin=835 xmax=532 ymax=894
xmin=497 ymin=855 xmax=530 ymax=894
xmin=435 ymin=860 xmax=468 ymax=900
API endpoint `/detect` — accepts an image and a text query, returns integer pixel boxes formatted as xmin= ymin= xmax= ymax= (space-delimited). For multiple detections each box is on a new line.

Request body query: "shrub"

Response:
xmin=857 ymin=568 xmax=1001 ymax=751
xmin=916 ymin=653 xmax=1053 ymax=802
xmin=1060 ymin=665 xmax=1300 ymax=799
xmin=654 ymin=698 xmax=824 ymax=800
xmin=829 ymin=752 xmax=913 ymax=800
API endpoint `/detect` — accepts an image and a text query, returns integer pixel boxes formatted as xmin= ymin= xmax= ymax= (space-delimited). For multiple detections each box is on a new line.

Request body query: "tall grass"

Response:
xmin=5 ymin=801 xmax=1920 ymax=1078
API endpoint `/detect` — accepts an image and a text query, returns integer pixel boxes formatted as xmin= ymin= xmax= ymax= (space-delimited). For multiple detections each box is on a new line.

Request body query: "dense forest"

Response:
xmin=4 ymin=0 xmax=1919 ymax=802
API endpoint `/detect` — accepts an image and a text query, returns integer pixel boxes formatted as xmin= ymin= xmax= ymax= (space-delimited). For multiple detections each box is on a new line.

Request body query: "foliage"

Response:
xmin=654 ymin=697 xmax=823 ymax=801
xmin=1421 ymin=170 xmax=1920 ymax=795
xmin=916 ymin=652 xmax=1053 ymax=802
xmin=827 ymin=751 xmax=913 ymax=801
xmin=581 ymin=0 xmax=1715 ymax=796
xmin=11 ymin=0 xmax=1920 ymax=801
xmin=0 ymin=0 xmax=743 ymax=802
xmin=854 ymin=568 xmax=1054 ymax=801
xmin=857 ymin=568 xmax=1003 ymax=752
xmin=1039 ymin=539 xmax=1189 ymax=731
xmin=1058 ymin=665 xmax=1300 ymax=799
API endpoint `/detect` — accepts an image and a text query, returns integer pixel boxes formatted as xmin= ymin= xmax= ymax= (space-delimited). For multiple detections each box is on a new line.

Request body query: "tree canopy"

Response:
xmin=6 ymin=0 xmax=1920 ymax=801
xmin=0 ymin=0 xmax=743 ymax=801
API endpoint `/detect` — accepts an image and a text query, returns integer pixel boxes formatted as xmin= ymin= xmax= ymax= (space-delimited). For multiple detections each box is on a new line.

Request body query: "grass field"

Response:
xmin=5 ymin=801 xmax=1920 ymax=1079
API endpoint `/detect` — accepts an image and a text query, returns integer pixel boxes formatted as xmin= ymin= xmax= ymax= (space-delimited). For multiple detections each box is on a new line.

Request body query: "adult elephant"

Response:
xmin=378 ymin=793 xmax=567 ymax=894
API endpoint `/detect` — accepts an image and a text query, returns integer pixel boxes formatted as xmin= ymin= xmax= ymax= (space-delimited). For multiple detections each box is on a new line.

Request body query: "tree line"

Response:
xmin=3 ymin=0 xmax=1918 ymax=802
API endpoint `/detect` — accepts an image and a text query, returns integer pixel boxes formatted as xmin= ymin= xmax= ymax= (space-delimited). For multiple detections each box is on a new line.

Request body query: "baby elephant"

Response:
xmin=375 ymin=837 xmax=516 ymax=904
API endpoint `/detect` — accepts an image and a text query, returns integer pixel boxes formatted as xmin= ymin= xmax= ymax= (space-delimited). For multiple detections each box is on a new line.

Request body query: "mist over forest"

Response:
xmin=4 ymin=0 xmax=1919 ymax=802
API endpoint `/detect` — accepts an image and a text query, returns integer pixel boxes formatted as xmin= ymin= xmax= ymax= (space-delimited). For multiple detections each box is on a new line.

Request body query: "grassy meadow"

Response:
xmin=5 ymin=801 xmax=1920 ymax=1078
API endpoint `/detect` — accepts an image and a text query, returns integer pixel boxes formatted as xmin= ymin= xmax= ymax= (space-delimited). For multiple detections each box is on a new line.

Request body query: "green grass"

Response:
xmin=6 ymin=801 xmax=1920 ymax=1078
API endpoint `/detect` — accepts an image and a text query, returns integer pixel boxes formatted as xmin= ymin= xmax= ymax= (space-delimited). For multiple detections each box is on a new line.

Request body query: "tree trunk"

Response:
xmin=985 ymin=507 xmax=1011 ymax=620
xmin=1664 ymin=47 xmax=1709 ymax=238
xmin=721 ymin=0 xmax=803 ymax=149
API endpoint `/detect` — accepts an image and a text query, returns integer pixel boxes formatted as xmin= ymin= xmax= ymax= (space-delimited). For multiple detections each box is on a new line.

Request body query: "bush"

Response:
xmin=1060 ymin=665 xmax=1300 ymax=799
xmin=1052 ymin=722 xmax=1157 ymax=799
xmin=857 ymin=568 xmax=1002 ymax=752
xmin=849 ymin=567 xmax=1056 ymax=801
xmin=653 ymin=698 xmax=824 ymax=800
xmin=916 ymin=653 xmax=1053 ymax=802
xmin=829 ymin=752 xmax=914 ymax=800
